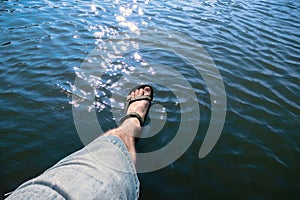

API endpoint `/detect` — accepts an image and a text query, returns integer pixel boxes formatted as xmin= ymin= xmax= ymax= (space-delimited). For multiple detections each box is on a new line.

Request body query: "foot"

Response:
xmin=123 ymin=86 xmax=152 ymax=129
xmin=103 ymin=86 xmax=152 ymax=165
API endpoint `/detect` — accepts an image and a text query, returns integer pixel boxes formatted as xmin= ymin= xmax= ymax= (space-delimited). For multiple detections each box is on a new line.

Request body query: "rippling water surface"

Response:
xmin=1 ymin=0 xmax=299 ymax=199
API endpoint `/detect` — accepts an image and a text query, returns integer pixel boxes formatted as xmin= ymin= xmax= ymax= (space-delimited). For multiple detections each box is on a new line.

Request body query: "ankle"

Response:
xmin=118 ymin=119 xmax=142 ymax=137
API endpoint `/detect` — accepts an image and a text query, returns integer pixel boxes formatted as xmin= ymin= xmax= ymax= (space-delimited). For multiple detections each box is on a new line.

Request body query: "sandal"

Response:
xmin=119 ymin=85 xmax=153 ymax=127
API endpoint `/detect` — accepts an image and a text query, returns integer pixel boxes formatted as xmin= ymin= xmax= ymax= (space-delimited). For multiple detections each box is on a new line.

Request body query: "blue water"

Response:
xmin=1 ymin=0 xmax=300 ymax=199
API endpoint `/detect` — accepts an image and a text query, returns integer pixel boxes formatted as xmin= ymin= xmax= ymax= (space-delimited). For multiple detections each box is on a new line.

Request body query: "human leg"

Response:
xmin=6 ymin=85 xmax=153 ymax=200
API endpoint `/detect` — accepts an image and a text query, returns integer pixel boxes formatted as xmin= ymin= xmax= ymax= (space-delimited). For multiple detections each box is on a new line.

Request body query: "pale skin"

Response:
xmin=103 ymin=86 xmax=152 ymax=165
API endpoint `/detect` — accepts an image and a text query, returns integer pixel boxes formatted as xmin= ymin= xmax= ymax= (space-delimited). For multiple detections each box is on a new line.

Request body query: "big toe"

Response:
xmin=143 ymin=86 xmax=151 ymax=97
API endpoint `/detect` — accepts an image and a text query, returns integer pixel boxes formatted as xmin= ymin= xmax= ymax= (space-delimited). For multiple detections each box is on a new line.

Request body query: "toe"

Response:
xmin=127 ymin=91 xmax=134 ymax=101
xmin=134 ymin=89 xmax=139 ymax=97
xmin=143 ymin=86 xmax=151 ymax=97
xmin=138 ymin=88 xmax=144 ymax=96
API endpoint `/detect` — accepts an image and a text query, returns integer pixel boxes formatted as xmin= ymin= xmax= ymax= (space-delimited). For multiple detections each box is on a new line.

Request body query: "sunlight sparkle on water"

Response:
xmin=133 ymin=52 xmax=142 ymax=60
xmin=119 ymin=6 xmax=132 ymax=16
xmin=90 ymin=4 xmax=98 ymax=14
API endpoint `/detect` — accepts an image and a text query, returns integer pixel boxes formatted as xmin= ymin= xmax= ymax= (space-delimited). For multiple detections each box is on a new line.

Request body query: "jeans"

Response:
xmin=6 ymin=135 xmax=140 ymax=200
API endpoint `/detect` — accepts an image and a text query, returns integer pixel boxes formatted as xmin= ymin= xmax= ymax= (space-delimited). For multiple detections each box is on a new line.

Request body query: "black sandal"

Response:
xmin=119 ymin=85 xmax=153 ymax=127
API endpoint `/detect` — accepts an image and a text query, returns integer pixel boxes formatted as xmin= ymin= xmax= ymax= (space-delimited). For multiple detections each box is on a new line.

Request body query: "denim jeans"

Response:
xmin=6 ymin=135 xmax=140 ymax=200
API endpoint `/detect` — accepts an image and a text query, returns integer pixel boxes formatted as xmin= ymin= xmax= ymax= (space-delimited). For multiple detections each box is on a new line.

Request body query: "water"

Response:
xmin=1 ymin=0 xmax=299 ymax=199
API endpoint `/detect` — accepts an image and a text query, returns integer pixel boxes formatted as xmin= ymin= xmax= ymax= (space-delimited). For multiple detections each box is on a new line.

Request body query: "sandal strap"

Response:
xmin=126 ymin=95 xmax=152 ymax=104
xmin=119 ymin=112 xmax=144 ymax=127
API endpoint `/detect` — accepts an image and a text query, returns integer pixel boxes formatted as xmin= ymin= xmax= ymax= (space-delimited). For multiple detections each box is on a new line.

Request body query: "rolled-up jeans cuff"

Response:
xmin=6 ymin=135 xmax=140 ymax=200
